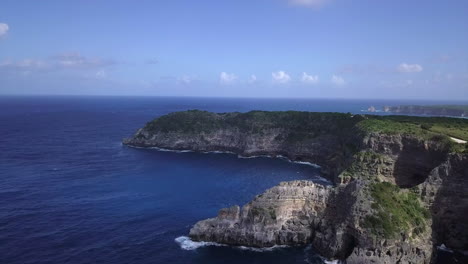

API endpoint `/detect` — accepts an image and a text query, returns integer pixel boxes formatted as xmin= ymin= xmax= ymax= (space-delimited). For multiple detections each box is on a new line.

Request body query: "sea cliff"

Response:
xmin=123 ymin=110 xmax=468 ymax=263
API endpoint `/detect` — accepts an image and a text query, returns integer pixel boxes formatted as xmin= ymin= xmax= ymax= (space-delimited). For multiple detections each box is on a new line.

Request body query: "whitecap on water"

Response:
xmin=175 ymin=236 xmax=289 ymax=252
xmin=303 ymin=244 xmax=343 ymax=264
xmin=174 ymin=236 xmax=224 ymax=250
xmin=323 ymin=260 xmax=341 ymax=264
xmin=237 ymin=245 xmax=289 ymax=252
xmin=292 ymin=160 xmax=321 ymax=169
xmin=437 ymin=244 xmax=454 ymax=253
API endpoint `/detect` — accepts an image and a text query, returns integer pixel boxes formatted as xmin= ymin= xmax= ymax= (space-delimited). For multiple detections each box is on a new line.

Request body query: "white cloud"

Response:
xmin=289 ymin=0 xmax=329 ymax=8
xmin=0 ymin=59 xmax=48 ymax=71
xmin=331 ymin=75 xmax=345 ymax=86
xmin=248 ymin=74 xmax=257 ymax=83
xmin=220 ymin=72 xmax=237 ymax=85
xmin=95 ymin=70 xmax=107 ymax=79
xmin=0 ymin=23 xmax=9 ymax=37
xmin=178 ymin=75 xmax=195 ymax=84
xmin=53 ymin=53 xmax=116 ymax=68
xmin=0 ymin=53 xmax=116 ymax=74
xmin=301 ymin=72 xmax=319 ymax=84
xmin=272 ymin=71 xmax=291 ymax=83
xmin=397 ymin=63 xmax=423 ymax=73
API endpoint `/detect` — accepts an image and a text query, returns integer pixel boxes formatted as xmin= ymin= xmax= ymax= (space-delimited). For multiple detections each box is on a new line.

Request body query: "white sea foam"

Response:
xmin=128 ymin=145 xmax=321 ymax=168
xmin=174 ymin=236 xmax=224 ymax=250
xmin=150 ymin=147 xmax=194 ymax=153
xmin=238 ymin=154 xmax=270 ymax=159
xmin=323 ymin=260 xmax=341 ymax=264
xmin=303 ymin=244 xmax=344 ymax=264
xmin=292 ymin=160 xmax=321 ymax=168
xmin=127 ymin=144 xmax=331 ymax=184
xmin=319 ymin=255 xmax=343 ymax=264
xmin=204 ymin=150 xmax=236 ymax=155
xmin=437 ymin=244 xmax=454 ymax=253
xmin=237 ymin=244 xmax=289 ymax=252
xmin=175 ymin=236 xmax=289 ymax=252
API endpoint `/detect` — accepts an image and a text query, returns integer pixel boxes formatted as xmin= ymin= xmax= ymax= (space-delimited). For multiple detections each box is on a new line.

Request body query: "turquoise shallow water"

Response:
xmin=0 ymin=96 xmax=462 ymax=264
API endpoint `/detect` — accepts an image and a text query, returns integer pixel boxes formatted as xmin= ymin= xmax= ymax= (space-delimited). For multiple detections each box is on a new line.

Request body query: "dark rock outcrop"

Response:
xmin=418 ymin=154 xmax=468 ymax=263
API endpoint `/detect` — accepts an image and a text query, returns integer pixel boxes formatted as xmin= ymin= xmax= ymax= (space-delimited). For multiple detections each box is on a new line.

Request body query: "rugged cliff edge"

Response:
xmin=123 ymin=110 xmax=468 ymax=263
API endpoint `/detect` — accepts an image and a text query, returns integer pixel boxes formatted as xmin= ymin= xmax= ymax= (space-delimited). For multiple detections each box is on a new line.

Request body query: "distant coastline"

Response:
xmin=367 ymin=105 xmax=468 ymax=118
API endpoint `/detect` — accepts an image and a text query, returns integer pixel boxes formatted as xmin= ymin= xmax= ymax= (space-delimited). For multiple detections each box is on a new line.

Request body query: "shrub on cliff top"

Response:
xmin=359 ymin=115 xmax=468 ymax=142
xmin=363 ymin=182 xmax=430 ymax=239
xmin=144 ymin=110 xmax=361 ymax=137
xmin=143 ymin=110 xmax=468 ymax=152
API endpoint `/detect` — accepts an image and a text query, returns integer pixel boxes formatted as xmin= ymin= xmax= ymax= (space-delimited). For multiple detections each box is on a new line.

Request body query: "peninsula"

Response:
xmin=123 ymin=110 xmax=468 ymax=263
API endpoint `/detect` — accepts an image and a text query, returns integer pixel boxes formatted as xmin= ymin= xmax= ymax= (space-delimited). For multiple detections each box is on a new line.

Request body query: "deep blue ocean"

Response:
xmin=0 ymin=96 xmax=465 ymax=264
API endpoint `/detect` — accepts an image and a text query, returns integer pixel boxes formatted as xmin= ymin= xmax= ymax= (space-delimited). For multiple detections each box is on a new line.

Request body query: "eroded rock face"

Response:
xmin=123 ymin=112 xmax=365 ymax=184
xmin=185 ymin=131 xmax=460 ymax=263
xmin=124 ymin=111 xmax=468 ymax=263
xmin=419 ymin=154 xmax=468 ymax=259
xmin=189 ymin=181 xmax=331 ymax=247
xmin=189 ymin=179 xmax=435 ymax=263
xmin=363 ymin=133 xmax=449 ymax=188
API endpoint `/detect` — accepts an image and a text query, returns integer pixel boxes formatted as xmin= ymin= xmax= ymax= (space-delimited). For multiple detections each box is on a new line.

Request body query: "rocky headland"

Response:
xmin=123 ymin=110 xmax=468 ymax=263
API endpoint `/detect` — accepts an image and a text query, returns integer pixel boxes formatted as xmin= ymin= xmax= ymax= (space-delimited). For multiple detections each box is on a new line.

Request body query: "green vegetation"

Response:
xmin=358 ymin=115 xmax=468 ymax=141
xmin=357 ymin=115 xmax=468 ymax=153
xmin=339 ymin=151 xmax=390 ymax=181
xmin=363 ymin=182 xmax=430 ymax=239
xmin=143 ymin=110 xmax=468 ymax=152
xmin=250 ymin=206 xmax=277 ymax=220
xmin=144 ymin=110 xmax=223 ymax=133
xmin=144 ymin=110 xmax=362 ymax=141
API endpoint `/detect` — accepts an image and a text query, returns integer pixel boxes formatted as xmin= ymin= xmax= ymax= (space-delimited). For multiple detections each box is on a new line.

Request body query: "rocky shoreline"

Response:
xmin=124 ymin=110 xmax=468 ymax=263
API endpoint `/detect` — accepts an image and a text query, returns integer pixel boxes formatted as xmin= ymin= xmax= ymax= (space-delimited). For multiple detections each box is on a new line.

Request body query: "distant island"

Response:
xmin=368 ymin=105 xmax=468 ymax=117
xmin=124 ymin=110 xmax=468 ymax=263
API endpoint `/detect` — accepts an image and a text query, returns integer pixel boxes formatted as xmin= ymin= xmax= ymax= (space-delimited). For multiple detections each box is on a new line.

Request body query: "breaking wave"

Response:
xmin=175 ymin=236 xmax=224 ymax=250
xmin=175 ymin=236 xmax=289 ymax=252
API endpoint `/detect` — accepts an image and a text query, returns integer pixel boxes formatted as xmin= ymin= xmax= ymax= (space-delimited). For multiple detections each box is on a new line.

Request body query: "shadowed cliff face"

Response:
xmin=364 ymin=134 xmax=450 ymax=188
xmin=124 ymin=110 xmax=468 ymax=263
xmin=124 ymin=111 xmax=366 ymax=183
xmin=419 ymin=154 xmax=468 ymax=263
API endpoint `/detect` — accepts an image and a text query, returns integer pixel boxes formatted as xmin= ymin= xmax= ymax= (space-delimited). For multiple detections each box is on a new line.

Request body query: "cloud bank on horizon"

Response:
xmin=0 ymin=23 xmax=9 ymax=37
xmin=0 ymin=1 xmax=467 ymax=100
xmin=289 ymin=0 xmax=330 ymax=8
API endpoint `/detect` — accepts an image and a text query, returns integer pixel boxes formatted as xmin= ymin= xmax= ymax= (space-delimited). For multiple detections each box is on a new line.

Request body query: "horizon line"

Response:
xmin=1 ymin=93 xmax=468 ymax=103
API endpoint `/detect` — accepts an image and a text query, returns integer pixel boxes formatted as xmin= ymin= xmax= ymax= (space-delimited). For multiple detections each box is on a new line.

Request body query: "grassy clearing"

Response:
xmin=358 ymin=115 xmax=468 ymax=153
xmin=358 ymin=115 xmax=468 ymax=141
xmin=363 ymin=182 xmax=430 ymax=239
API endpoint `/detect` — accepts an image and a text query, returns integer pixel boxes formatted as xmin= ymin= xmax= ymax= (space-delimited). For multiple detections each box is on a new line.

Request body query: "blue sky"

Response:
xmin=1 ymin=0 xmax=467 ymax=99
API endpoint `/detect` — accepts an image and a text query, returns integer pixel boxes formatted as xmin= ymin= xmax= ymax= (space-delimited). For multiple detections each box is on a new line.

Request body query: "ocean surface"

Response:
xmin=0 ymin=96 xmax=465 ymax=264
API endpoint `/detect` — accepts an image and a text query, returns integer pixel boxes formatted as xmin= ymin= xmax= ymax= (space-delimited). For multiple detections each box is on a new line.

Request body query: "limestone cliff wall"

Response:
xmin=418 ymin=154 xmax=468 ymax=262
xmin=124 ymin=124 xmax=360 ymax=183
xmin=123 ymin=111 xmax=467 ymax=263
